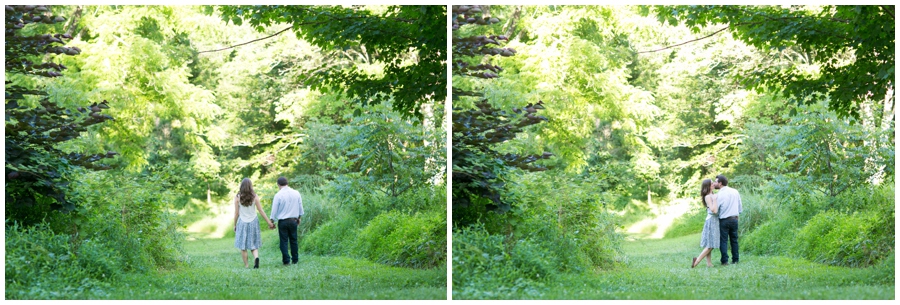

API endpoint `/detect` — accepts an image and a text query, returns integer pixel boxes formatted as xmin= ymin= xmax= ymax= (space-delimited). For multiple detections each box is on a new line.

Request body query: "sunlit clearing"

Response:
xmin=626 ymin=198 xmax=693 ymax=239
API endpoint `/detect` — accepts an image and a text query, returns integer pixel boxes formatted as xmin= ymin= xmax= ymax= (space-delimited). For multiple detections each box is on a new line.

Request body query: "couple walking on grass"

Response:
xmin=232 ymin=177 xmax=305 ymax=269
xmin=692 ymin=174 xmax=743 ymax=268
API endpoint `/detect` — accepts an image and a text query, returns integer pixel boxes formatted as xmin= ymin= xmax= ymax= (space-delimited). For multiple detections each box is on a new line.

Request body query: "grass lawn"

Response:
xmin=101 ymin=230 xmax=446 ymax=299
xmin=536 ymin=233 xmax=894 ymax=299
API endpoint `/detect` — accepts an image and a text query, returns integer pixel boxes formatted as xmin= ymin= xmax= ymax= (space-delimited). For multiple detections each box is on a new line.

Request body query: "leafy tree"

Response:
xmin=652 ymin=5 xmax=895 ymax=120
xmin=738 ymin=100 xmax=894 ymax=198
xmin=451 ymin=5 xmax=553 ymax=219
xmin=5 ymin=5 xmax=117 ymax=223
xmin=218 ymin=5 xmax=446 ymax=118
xmin=327 ymin=100 xmax=442 ymax=199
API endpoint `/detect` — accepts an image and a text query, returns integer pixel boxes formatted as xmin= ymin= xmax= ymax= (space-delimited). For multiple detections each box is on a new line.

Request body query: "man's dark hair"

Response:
xmin=277 ymin=177 xmax=288 ymax=186
xmin=716 ymin=174 xmax=728 ymax=186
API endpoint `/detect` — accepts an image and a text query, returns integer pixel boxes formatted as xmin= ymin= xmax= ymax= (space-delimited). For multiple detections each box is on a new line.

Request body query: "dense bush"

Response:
xmin=299 ymin=183 xmax=446 ymax=269
xmin=299 ymin=212 xmax=360 ymax=256
xmin=68 ymin=171 xmax=185 ymax=270
xmin=351 ymin=209 xmax=446 ymax=268
xmin=5 ymin=222 xmax=114 ymax=299
xmin=295 ymin=190 xmax=338 ymax=237
xmin=452 ymin=223 xmax=546 ymax=297
xmin=736 ymin=191 xmax=778 ymax=236
xmin=508 ymin=173 xmax=624 ymax=270
xmin=5 ymin=169 xmax=185 ymax=299
xmin=742 ymin=214 xmax=797 ymax=255
xmin=742 ymin=181 xmax=894 ymax=267
xmin=453 ymin=172 xmax=624 ymax=296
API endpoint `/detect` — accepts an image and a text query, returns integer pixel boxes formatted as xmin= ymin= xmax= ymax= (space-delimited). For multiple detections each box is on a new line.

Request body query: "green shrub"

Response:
xmin=5 ymin=221 xmax=111 ymax=299
xmin=351 ymin=209 xmax=446 ymax=268
xmin=296 ymin=191 xmax=338 ymax=237
xmin=69 ymin=171 xmax=185 ymax=270
xmin=871 ymin=252 xmax=894 ymax=285
xmin=509 ymin=236 xmax=560 ymax=280
xmin=452 ymin=224 xmax=543 ymax=293
xmin=736 ymin=191 xmax=777 ymax=235
xmin=553 ymin=198 xmax=623 ymax=269
xmin=507 ymin=210 xmax=589 ymax=274
xmin=791 ymin=210 xmax=884 ymax=267
xmin=742 ymin=214 xmax=797 ymax=255
xmin=299 ymin=212 xmax=360 ymax=256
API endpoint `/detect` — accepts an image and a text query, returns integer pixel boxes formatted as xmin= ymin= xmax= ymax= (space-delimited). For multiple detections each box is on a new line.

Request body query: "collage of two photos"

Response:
xmin=4 ymin=4 xmax=895 ymax=300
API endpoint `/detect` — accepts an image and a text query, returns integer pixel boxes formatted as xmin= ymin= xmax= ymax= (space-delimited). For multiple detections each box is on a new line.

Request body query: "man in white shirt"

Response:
xmin=270 ymin=177 xmax=304 ymax=265
xmin=715 ymin=174 xmax=742 ymax=265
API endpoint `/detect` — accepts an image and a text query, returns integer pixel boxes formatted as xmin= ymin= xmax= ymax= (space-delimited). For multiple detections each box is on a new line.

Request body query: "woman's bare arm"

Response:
xmin=255 ymin=196 xmax=273 ymax=227
xmin=708 ymin=194 xmax=719 ymax=214
xmin=233 ymin=196 xmax=240 ymax=231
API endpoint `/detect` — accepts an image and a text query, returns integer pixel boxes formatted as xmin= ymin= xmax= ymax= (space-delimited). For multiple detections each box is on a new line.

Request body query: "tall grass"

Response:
xmin=6 ymin=170 xmax=186 ymax=299
xmin=453 ymin=172 xmax=625 ymax=298
xmin=741 ymin=180 xmax=894 ymax=267
xmin=298 ymin=184 xmax=446 ymax=269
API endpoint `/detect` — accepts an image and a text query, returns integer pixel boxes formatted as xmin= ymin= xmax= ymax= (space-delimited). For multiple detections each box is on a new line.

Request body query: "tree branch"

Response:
xmin=504 ymin=6 xmax=522 ymax=39
xmin=637 ymin=25 xmax=732 ymax=54
xmin=63 ymin=6 xmax=83 ymax=37
xmin=197 ymin=26 xmax=293 ymax=54
xmin=882 ymin=5 xmax=895 ymax=20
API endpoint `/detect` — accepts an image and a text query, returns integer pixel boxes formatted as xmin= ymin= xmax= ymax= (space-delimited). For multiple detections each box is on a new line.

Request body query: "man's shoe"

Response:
xmin=721 ymin=262 xmax=729 ymax=266
xmin=253 ymin=258 xmax=259 ymax=269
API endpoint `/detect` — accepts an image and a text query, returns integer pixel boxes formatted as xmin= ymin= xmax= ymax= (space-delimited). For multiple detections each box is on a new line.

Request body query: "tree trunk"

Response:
xmin=504 ymin=6 xmax=523 ymax=39
xmin=64 ymin=6 xmax=83 ymax=37
xmin=883 ymin=85 xmax=894 ymax=131
xmin=387 ymin=137 xmax=396 ymax=197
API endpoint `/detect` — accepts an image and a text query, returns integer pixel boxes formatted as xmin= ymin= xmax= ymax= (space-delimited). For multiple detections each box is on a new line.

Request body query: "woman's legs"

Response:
xmin=693 ymin=248 xmax=712 ymax=268
xmin=251 ymin=249 xmax=260 ymax=268
xmin=241 ymin=250 xmax=249 ymax=268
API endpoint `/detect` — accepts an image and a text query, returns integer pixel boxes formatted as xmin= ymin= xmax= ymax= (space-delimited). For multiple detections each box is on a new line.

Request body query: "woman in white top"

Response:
xmin=692 ymin=179 xmax=719 ymax=268
xmin=233 ymin=178 xmax=274 ymax=268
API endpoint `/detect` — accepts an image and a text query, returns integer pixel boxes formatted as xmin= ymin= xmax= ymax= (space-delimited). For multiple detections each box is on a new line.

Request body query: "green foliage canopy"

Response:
xmin=451 ymin=5 xmax=553 ymax=217
xmin=218 ymin=5 xmax=447 ymax=118
xmin=5 ymin=5 xmax=118 ymax=220
xmin=653 ymin=5 xmax=895 ymax=119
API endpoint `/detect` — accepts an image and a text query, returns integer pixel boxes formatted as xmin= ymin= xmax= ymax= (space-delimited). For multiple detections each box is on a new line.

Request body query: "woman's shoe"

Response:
xmin=253 ymin=257 xmax=259 ymax=269
xmin=691 ymin=257 xmax=697 ymax=268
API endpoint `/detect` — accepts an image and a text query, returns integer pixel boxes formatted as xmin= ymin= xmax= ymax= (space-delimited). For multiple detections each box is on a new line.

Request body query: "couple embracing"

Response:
xmin=232 ymin=177 xmax=305 ymax=269
xmin=692 ymin=174 xmax=743 ymax=268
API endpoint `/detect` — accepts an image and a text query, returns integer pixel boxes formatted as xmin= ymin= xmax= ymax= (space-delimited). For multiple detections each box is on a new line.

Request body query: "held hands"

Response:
xmin=268 ymin=223 xmax=276 ymax=230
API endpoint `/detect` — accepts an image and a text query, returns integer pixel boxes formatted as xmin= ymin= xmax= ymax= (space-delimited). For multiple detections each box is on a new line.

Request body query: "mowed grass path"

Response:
xmin=539 ymin=233 xmax=894 ymax=299
xmin=102 ymin=230 xmax=446 ymax=299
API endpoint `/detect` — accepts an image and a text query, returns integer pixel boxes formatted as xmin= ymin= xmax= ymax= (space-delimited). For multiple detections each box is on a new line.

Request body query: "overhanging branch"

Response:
xmin=198 ymin=26 xmax=293 ymax=54
xmin=637 ymin=26 xmax=732 ymax=54
xmin=638 ymin=21 xmax=768 ymax=54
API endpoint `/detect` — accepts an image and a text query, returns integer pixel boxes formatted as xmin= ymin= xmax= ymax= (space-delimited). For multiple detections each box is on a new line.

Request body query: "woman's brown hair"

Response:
xmin=238 ymin=178 xmax=256 ymax=207
xmin=700 ymin=179 xmax=712 ymax=208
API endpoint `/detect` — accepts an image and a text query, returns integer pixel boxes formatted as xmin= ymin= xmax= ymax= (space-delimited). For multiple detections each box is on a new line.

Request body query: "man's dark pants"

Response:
xmin=719 ymin=216 xmax=739 ymax=264
xmin=278 ymin=218 xmax=299 ymax=264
